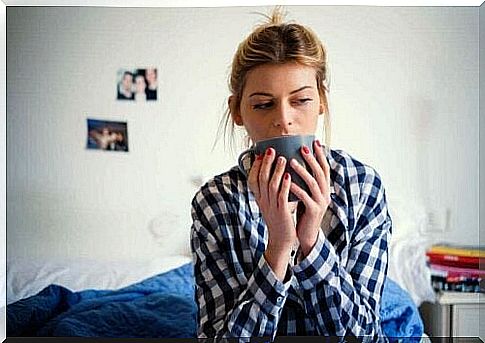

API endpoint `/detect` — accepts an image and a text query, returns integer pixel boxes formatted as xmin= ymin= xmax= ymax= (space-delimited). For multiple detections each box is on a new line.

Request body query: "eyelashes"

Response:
xmin=252 ymin=98 xmax=313 ymax=110
xmin=253 ymin=102 xmax=273 ymax=110
xmin=296 ymin=98 xmax=313 ymax=105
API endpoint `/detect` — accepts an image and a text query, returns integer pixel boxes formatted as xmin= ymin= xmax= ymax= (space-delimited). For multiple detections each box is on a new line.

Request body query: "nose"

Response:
xmin=272 ymin=103 xmax=294 ymax=133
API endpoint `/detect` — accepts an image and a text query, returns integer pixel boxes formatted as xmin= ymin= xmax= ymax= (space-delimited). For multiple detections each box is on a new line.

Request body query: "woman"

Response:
xmin=190 ymin=8 xmax=392 ymax=341
xmin=134 ymin=73 xmax=147 ymax=102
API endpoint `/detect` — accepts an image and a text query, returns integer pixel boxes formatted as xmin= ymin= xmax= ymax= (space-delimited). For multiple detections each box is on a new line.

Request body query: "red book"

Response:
xmin=430 ymin=263 xmax=485 ymax=277
xmin=426 ymin=252 xmax=484 ymax=269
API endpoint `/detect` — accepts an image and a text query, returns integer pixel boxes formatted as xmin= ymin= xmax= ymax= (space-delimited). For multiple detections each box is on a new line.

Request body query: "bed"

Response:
xmin=6 ymin=254 xmax=427 ymax=341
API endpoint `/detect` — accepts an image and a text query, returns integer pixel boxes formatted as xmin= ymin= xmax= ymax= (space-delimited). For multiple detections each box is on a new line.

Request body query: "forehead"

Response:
xmin=243 ymin=63 xmax=317 ymax=95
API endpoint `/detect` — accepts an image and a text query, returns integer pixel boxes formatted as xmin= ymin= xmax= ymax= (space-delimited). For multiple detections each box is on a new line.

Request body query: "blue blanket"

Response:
xmin=7 ymin=263 xmax=423 ymax=339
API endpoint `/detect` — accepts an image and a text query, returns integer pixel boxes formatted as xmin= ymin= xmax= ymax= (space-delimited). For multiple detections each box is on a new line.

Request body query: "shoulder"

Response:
xmin=327 ymin=148 xmax=384 ymax=192
xmin=191 ymin=166 xmax=246 ymax=214
xmin=190 ymin=167 xmax=251 ymax=242
xmin=328 ymin=149 xmax=391 ymax=238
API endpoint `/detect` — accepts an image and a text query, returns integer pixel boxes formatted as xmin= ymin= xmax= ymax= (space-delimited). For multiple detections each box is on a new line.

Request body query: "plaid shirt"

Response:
xmin=190 ymin=148 xmax=392 ymax=341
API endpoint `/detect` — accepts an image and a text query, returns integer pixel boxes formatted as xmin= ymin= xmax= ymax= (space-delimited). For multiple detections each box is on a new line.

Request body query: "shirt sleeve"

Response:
xmin=190 ymin=183 xmax=292 ymax=340
xmin=292 ymin=167 xmax=391 ymax=342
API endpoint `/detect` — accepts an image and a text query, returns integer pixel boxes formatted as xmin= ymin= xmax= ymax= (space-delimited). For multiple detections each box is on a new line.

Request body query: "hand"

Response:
xmin=247 ymin=147 xmax=296 ymax=280
xmin=289 ymin=140 xmax=331 ymax=257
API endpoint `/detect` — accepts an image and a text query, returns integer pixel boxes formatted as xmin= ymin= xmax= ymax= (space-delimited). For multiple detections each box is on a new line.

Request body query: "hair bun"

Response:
xmin=268 ymin=6 xmax=285 ymax=25
xmin=254 ymin=5 xmax=286 ymax=27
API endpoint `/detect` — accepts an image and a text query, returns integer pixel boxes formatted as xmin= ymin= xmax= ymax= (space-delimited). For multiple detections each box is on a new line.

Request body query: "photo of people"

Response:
xmin=116 ymin=68 xmax=158 ymax=101
xmin=86 ymin=119 xmax=129 ymax=152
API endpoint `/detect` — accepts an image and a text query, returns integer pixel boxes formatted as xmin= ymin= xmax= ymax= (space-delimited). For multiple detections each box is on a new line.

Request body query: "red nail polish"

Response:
xmin=256 ymin=154 xmax=263 ymax=160
xmin=266 ymin=148 xmax=272 ymax=156
xmin=303 ymin=146 xmax=310 ymax=154
xmin=284 ymin=173 xmax=290 ymax=180
xmin=316 ymin=139 xmax=322 ymax=147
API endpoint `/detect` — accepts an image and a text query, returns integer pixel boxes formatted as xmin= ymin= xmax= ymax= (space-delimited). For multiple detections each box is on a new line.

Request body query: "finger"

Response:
xmin=310 ymin=141 xmax=330 ymax=198
xmin=290 ymin=157 xmax=323 ymax=203
xmin=248 ymin=154 xmax=263 ymax=199
xmin=259 ymin=148 xmax=275 ymax=205
xmin=278 ymin=172 xmax=291 ymax=210
xmin=313 ymin=140 xmax=330 ymax=183
xmin=269 ymin=156 xmax=286 ymax=207
xmin=300 ymin=145 xmax=327 ymax=197
xmin=289 ymin=181 xmax=314 ymax=206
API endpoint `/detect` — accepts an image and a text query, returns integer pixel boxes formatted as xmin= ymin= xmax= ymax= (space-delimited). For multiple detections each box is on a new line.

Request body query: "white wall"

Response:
xmin=6 ymin=5 xmax=480 ymax=263
xmin=480 ymin=3 xmax=485 ymax=254
xmin=1 ymin=0 xmax=6 ymax=340
xmin=479 ymin=2 xmax=484 ymax=335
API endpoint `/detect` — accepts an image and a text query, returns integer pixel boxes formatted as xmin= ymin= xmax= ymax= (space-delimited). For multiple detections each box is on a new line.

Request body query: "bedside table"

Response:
xmin=419 ymin=292 xmax=485 ymax=340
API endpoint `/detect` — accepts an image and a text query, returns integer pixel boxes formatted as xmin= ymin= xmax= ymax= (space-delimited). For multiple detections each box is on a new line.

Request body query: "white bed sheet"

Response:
xmin=7 ymin=255 xmax=192 ymax=305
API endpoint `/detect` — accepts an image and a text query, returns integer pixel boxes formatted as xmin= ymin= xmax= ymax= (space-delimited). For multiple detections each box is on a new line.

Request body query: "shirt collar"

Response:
xmin=238 ymin=152 xmax=261 ymax=219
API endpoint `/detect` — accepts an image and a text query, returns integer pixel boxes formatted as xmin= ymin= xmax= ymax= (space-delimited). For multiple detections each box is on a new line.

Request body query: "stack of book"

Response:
xmin=425 ymin=244 xmax=484 ymax=293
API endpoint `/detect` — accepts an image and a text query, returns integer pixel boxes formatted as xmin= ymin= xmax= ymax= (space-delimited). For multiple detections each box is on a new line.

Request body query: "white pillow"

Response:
xmin=7 ymin=255 xmax=192 ymax=305
xmin=147 ymin=212 xmax=192 ymax=257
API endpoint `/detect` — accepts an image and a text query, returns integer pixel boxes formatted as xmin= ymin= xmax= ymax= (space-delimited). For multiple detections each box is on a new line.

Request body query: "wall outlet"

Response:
xmin=426 ymin=210 xmax=443 ymax=233
xmin=423 ymin=208 xmax=451 ymax=234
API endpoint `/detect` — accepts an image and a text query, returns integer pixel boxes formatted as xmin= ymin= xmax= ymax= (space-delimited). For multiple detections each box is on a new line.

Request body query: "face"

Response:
xmin=122 ymin=74 xmax=133 ymax=91
xmin=135 ymin=75 xmax=146 ymax=92
xmin=145 ymin=68 xmax=157 ymax=84
xmin=231 ymin=63 xmax=324 ymax=143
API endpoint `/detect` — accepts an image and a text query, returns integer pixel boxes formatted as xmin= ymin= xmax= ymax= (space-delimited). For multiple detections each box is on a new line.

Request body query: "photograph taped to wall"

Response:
xmin=86 ymin=119 xmax=129 ymax=152
xmin=116 ymin=68 xmax=158 ymax=101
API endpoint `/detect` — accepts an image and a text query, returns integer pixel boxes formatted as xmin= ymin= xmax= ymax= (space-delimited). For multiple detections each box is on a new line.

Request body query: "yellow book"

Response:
xmin=429 ymin=245 xmax=485 ymax=258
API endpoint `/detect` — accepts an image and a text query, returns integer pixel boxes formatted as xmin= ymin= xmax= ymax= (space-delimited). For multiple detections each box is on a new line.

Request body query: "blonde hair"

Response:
xmin=217 ymin=6 xmax=331 ymax=152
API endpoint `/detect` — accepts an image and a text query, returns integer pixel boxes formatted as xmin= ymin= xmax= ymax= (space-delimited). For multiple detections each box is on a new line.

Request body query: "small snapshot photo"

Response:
xmin=116 ymin=67 xmax=158 ymax=101
xmin=86 ymin=119 xmax=129 ymax=152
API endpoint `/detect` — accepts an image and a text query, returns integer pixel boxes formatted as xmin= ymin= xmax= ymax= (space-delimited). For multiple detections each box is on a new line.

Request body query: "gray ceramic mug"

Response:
xmin=238 ymin=134 xmax=315 ymax=202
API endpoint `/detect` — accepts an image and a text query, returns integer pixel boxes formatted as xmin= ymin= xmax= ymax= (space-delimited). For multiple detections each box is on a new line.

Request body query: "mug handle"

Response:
xmin=237 ymin=148 xmax=254 ymax=177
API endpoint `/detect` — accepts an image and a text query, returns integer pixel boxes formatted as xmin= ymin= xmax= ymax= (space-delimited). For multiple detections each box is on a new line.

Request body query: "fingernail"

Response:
xmin=256 ymin=154 xmax=263 ymax=160
xmin=266 ymin=148 xmax=272 ymax=156
xmin=284 ymin=173 xmax=290 ymax=180
xmin=316 ymin=139 xmax=322 ymax=147
xmin=302 ymin=146 xmax=310 ymax=154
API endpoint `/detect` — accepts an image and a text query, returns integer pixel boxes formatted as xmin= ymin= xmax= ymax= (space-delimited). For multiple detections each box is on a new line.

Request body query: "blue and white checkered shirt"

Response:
xmin=190 ymin=148 xmax=392 ymax=341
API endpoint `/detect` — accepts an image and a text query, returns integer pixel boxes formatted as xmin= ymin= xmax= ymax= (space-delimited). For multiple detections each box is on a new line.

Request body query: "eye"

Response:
xmin=252 ymin=101 xmax=274 ymax=110
xmin=294 ymin=98 xmax=313 ymax=105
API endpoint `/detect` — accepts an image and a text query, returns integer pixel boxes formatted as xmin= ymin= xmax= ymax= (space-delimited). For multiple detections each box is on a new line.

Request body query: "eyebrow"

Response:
xmin=249 ymin=86 xmax=313 ymax=98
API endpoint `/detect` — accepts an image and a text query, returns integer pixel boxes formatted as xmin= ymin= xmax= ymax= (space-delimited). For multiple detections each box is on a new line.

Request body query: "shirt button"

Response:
xmin=277 ymin=296 xmax=283 ymax=303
